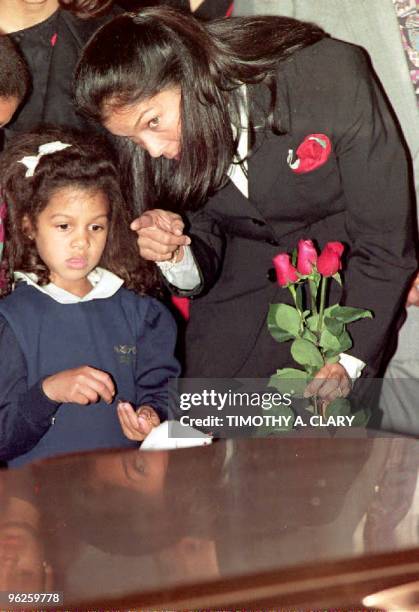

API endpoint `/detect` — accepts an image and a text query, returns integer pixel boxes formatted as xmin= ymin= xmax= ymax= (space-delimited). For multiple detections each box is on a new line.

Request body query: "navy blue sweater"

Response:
xmin=0 ymin=283 xmax=180 ymax=466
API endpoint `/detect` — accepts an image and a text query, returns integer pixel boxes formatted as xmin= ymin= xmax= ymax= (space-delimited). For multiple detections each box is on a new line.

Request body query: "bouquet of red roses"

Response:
xmin=267 ymin=239 xmax=372 ymax=425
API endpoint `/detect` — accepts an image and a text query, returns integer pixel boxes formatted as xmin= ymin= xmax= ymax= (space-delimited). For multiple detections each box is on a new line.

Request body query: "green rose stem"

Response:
xmin=308 ymin=278 xmax=318 ymax=316
xmin=288 ymin=283 xmax=304 ymax=335
xmin=313 ymin=275 xmax=328 ymax=416
xmin=317 ymin=275 xmax=328 ymax=335
xmin=290 ymin=279 xmax=323 ymax=416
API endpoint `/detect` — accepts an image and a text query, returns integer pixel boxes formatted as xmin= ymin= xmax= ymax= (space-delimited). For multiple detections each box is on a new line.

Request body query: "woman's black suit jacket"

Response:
xmin=173 ymin=38 xmax=417 ymax=379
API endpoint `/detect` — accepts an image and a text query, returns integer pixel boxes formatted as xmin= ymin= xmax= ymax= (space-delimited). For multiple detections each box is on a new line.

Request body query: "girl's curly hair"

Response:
xmin=0 ymin=128 xmax=161 ymax=297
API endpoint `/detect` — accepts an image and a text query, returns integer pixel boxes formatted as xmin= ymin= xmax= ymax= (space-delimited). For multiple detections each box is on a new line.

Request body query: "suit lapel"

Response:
xmin=247 ymin=79 xmax=291 ymax=207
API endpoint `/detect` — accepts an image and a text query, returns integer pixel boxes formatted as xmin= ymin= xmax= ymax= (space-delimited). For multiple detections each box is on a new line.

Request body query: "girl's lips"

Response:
xmin=66 ymin=257 xmax=88 ymax=269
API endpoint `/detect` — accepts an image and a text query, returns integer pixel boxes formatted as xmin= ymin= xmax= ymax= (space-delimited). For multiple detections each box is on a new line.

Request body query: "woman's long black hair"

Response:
xmin=75 ymin=7 xmax=326 ymax=212
xmin=0 ymin=128 xmax=160 ymax=297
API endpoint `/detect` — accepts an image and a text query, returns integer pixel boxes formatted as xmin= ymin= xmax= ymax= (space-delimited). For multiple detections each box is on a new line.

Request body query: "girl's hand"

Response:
xmin=303 ymin=363 xmax=351 ymax=413
xmin=42 ymin=366 xmax=115 ymax=404
xmin=117 ymin=402 xmax=160 ymax=441
xmin=130 ymin=209 xmax=191 ymax=262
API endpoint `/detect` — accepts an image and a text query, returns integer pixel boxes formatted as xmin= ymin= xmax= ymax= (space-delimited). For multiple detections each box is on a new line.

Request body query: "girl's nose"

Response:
xmin=71 ymin=230 xmax=90 ymax=249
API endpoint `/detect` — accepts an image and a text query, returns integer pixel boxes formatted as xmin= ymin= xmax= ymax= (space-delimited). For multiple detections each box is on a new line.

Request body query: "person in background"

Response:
xmin=0 ymin=36 xmax=30 ymax=129
xmin=0 ymin=0 xmax=121 ymax=151
xmin=74 ymin=7 xmax=416 ymax=410
xmin=0 ymin=36 xmax=30 ymax=267
xmin=233 ymin=0 xmax=419 ymax=432
xmin=0 ymin=129 xmax=179 ymax=467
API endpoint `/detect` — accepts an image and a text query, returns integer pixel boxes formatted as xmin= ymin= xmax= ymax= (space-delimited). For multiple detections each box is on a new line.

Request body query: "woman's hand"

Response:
xmin=406 ymin=272 xmax=419 ymax=307
xmin=303 ymin=362 xmax=351 ymax=413
xmin=42 ymin=366 xmax=115 ymax=404
xmin=131 ymin=209 xmax=191 ymax=262
xmin=117 ymin=402 xmax=160 ymax=441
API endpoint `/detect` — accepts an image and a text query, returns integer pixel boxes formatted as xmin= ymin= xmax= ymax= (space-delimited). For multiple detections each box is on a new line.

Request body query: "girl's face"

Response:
xmin=103 ymin=87 xmax=182 ymax=161
xmin=25 ymin=186 xmax=109 ymax=297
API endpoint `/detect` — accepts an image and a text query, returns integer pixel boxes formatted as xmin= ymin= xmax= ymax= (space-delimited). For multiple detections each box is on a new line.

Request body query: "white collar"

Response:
xmin=14 ymin=267 xmax=124 ymax=304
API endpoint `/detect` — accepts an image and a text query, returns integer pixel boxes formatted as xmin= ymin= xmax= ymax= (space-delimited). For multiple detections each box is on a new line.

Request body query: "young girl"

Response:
xmin=0 ymin=129 xmax=180 ymax=467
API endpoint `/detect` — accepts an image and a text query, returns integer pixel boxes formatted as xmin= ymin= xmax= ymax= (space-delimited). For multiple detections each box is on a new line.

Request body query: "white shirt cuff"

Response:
xmin=157 ymin=245 xmax=201 ymax=291
xmin=339 ymin=353 xmax=366 ymax=380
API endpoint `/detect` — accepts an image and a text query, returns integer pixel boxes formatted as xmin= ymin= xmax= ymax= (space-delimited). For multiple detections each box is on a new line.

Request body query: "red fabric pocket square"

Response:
xmin=288 ymin=134 xmax=332 ymax=174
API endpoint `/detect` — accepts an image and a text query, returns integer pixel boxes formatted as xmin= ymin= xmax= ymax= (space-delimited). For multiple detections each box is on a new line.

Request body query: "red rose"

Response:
xmin=289 ymin=134 xmax=332 ymax=174
xmin=297 ymin=239 xmax=317 ymax=275
xmin=273 ymin=253 xmax=299 ymax=287
xmin=317 ymin=242 xmax=344 ymax=277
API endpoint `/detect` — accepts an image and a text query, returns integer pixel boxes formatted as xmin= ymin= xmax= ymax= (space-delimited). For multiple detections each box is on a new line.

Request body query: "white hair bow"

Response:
xmin=18 ymin=141 xmax=72 ymax=178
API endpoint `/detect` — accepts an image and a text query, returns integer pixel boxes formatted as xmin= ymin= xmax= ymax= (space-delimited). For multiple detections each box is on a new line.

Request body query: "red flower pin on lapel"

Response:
xmin=288 ymin=133 xmax=332 ymax=174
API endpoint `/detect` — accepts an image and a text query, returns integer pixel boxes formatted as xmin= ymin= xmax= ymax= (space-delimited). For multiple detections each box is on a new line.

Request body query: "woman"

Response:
xmin=74 ymin=7 xmax=416 ymax=405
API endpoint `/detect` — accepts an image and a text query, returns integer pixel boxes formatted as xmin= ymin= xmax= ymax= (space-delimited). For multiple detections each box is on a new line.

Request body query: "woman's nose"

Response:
xmin=140 ymin=135 xmax=164 ymax=158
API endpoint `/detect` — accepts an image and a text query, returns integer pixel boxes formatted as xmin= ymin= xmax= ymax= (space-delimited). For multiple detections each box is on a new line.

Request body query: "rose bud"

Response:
xmin=273 ymin=253 xmax=299 ymax=287
xmin=297 ymin=239 xmax=317 ymax=275
xmin=317 ymin=241 xmax=345 ymax=277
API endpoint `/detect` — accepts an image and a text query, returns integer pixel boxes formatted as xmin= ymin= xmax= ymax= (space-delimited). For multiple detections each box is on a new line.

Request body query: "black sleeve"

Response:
xmin=331 ymin=47 xmax=417 ymax=370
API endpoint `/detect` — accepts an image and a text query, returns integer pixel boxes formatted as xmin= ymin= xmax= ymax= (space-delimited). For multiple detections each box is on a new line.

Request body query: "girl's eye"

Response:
xmin=90 ymin=224 xmax=105 ymax=232
xmin=148 ymin=116 xmax=160 ymax=129
xmin=57 ymin=223 xmax=69 ymax=230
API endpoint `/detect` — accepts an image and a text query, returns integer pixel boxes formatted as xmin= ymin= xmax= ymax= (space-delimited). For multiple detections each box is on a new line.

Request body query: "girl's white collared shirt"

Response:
xmin=14 ymin=267 xmax=123 ymax=304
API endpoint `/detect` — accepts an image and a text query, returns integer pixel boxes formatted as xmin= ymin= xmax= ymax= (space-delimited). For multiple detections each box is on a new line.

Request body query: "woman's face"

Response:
xmin=103 ymin=87 xmax=182 ymax=161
